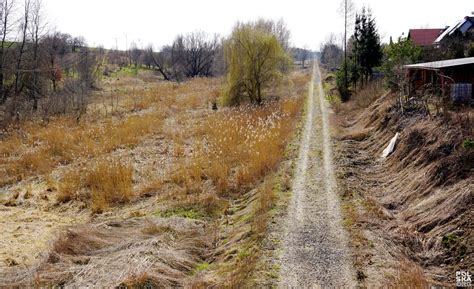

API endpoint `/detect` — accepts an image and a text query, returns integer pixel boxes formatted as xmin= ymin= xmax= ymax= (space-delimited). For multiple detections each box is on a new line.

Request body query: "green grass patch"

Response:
xmin=326 ymin=93 xmax=341 ymax=105
xmin=192 ymin=262 xmax=210 ymax=275
xmin=462 ymin=138 xmax=473 ymax=149
xmin=154 ymin=207 xmax=203 ymax=219
xmin=109 ymin=65 xmax=152 ymax=78
xmin=442 ymin=233 xmax=459 ymax=248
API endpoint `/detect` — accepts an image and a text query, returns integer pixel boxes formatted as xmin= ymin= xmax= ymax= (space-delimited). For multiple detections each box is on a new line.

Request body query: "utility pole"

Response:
xmin=344 ymin=0 xmax=348 ymax=97
xmin=339 ymin=0 xmax=354 ymax=101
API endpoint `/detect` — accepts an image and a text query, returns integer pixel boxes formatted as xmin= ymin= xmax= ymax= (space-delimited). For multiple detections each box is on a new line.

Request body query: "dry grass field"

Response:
xmin=0 ymin=69 xmax=310 ymax=287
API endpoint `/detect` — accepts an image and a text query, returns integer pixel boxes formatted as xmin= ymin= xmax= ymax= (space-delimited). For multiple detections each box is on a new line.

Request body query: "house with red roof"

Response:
xmin=408 ymin=29 xmax=445 ymax=46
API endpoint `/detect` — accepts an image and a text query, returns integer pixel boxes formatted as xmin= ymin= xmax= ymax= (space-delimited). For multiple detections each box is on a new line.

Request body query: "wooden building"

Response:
xmin=404 ymin=57 xmax=474 ymax=102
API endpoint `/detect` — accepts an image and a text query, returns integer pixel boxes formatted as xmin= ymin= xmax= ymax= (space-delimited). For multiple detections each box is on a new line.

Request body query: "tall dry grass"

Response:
xmin=352 ymin=79 xmax=385 ymax=108
xmin=155 ymin=96 xmax=304 ymax=214
xmin=393 ymin=261 xmax=429 ymax=288
xmin=57 ymin=158 xmax=134 ymax=213
xmin=0 ymin=77 xmax=220 ymax=187
xmin=208 ymin=97 xmax=303 ymax=191
xmin=0 ymin=108 xmax=162 ymax=188
xmin=324 ymin=76 xmax=385 ymax=113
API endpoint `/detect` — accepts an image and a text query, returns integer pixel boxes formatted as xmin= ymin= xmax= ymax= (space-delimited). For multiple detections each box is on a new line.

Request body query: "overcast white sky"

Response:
xmin=42 ymin=0 xmax=473 ymax=50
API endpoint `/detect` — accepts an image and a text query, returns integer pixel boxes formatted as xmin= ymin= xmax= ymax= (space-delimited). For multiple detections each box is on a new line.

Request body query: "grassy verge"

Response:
xmin=193 ymin=72 xmax=310 ymax=287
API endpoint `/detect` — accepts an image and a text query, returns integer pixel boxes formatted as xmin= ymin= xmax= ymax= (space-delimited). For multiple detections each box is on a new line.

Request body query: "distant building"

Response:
xmin=408 ymin=29 xmax=445 ymax=46
xmin=435 ymin=16 xmax=474 ymax=44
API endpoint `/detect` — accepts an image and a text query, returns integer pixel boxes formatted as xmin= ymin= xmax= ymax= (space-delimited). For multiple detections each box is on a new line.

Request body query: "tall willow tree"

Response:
xmin=223 ymin=22 xmax=291 ymax=105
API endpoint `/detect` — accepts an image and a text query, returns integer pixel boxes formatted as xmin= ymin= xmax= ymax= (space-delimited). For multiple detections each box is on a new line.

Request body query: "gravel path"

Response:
xmin=279 ymin=61 xmax=354 ymax=288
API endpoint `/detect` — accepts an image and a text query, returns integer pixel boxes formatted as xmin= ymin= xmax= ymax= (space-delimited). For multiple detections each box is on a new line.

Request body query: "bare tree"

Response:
xmin=43 ymin=32 xmax=69 ymax=91
xmin=146 ymin=44 xmax=170 ymax=80
xmin=320 ymin=33 xmax=343 ymax=69
xmin=71 ymin=36 xmax=84 ymax=52
xmin=255 ymin=18 xmax=291 ymax=52
xmin=300 ymin=46 xmax=310 ymax=67
xmin=170 ymin=36 xmax=186 ymax=82
xmin=28 ymin=0 xmax=45 ymax=110
xmin=0 ymin=0 xmax=15 ymax=104
xmin=14 ymin=0 xmax=31 ymax=96
xmin=129 ymin=42 xmax=141 ymax=68
xmin=338 ymin=0 xmax=355 ymax=91
xmin=143 ymin=44 xmax=154 ymax=69
xmin=182 ymin=31 xmax=218 ymax=77
xmin=0 ymin=0 xmax=101 ymax=125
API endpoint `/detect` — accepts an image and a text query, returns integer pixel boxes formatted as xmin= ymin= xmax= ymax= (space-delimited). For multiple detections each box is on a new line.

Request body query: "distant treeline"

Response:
xmin=107 ymin=19 xmax=312 ymax=81
xmin=0 ymin=0 xmax=310 ymax=126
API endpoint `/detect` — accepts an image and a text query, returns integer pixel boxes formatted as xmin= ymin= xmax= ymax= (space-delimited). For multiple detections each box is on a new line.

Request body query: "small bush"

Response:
xmin=462 ymin=138 xmax=473 ymax=149
xmin=336 ymin=61 xmax=351 ymax=102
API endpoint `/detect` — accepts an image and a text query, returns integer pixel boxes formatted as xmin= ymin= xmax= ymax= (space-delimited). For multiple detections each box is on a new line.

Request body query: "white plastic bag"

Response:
xmin=382 ymin=132 xmax=399 ymax=158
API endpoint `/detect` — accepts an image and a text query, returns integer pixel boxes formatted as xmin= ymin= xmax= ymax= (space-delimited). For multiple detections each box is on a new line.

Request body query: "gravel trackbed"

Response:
xmin=279 ymin=61 xmax=354 ymax=288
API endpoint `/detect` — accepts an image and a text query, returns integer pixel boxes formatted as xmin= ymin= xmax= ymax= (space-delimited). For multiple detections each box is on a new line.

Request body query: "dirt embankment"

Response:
xmin=333 ymin=90 xmax=473 ymax=287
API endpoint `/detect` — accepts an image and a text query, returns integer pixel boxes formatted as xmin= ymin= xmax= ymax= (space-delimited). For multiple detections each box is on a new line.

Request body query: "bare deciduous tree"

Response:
xmin=295 ymin=46 xmax=311 ymax=67
xmin=255 ymin=18 xmax=291 ymax=52
xmin=320 ymin=34 xmax=343 ymax=69
xmin=182 ymin=31 xmax=218 ymax=77
xmin=43 ymin=32 xmax=69 ymax=91
xmin=143 ymin=44 xmax=154 ymax=69
xmin=71 ymin=36 xmax=84 ymax=52
xmin=28 ymin=0 xmax=45 ymax=110
xmin=0 ymin=0 xmax=100 ymax=126
xmin=129 ymin=42 xmax=142 ymax=68
xmin=14 ymin=0 xmax=31 ymax=96
xmin=147 ymin=45 xmax=171 ymax=81
xmin=338 ymin=0 xmax=355 ymax=93
xmin=0 ymin=0 xmax=15 ymax=104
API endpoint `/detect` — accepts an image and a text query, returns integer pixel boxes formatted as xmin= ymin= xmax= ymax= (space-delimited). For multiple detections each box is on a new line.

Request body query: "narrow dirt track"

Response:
xmin=279 ymin=61 xmax=354 ymax=288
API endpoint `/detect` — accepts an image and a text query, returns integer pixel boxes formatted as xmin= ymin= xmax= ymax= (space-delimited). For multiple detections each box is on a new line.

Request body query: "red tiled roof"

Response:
xmin=408 ymin=29 xmax=444 ymax=46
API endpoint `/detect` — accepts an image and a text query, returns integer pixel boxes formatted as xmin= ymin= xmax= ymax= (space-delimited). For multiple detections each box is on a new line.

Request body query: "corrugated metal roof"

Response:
xmin=404 ymin=57 xmax=474 ymax=69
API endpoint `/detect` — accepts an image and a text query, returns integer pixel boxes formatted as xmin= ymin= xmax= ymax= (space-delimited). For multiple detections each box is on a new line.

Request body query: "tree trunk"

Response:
xmin=156 ymin=67 xmax=170 ymax=81
xmin=256 ymin=83 xmax=262 ymax=105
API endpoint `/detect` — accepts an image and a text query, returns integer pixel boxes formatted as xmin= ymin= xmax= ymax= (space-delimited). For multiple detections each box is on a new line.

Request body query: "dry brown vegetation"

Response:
xmin=0 ymin=68 xmax=309 ymax=287
xmin=58 ymin=159 xmax=134 ymax=213
xmin=330 ymin=75 xmax=473 ymax=287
